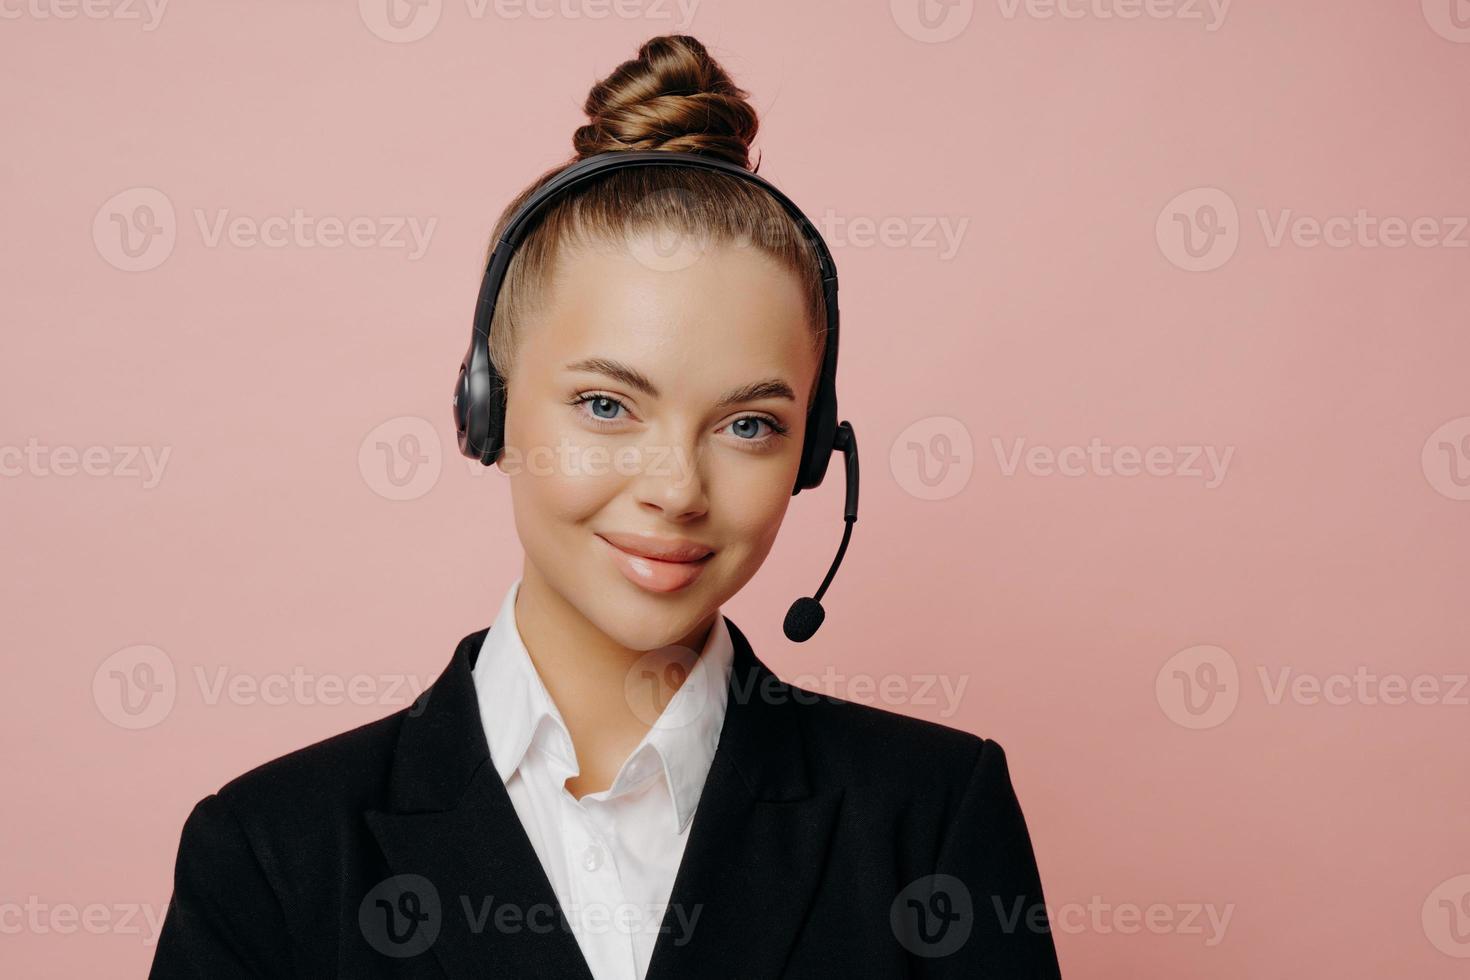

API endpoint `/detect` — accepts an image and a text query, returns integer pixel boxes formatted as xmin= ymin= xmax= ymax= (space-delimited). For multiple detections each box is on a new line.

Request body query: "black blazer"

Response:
xmin=150 ymin=617 xmax=1063 ymax=979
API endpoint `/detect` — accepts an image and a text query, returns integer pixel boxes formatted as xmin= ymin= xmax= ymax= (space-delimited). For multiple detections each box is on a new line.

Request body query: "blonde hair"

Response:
xmin=483 ymin=34 xmax=828 ymax=413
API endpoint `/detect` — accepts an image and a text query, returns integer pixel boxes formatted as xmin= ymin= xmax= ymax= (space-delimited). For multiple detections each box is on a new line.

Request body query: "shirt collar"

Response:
xmin=471 ymin=576 xmax=735 ymax=835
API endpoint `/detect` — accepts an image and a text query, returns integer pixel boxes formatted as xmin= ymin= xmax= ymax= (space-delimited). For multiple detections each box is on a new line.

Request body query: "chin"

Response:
xmin=587 ymin=586 xmax=715 ymax=653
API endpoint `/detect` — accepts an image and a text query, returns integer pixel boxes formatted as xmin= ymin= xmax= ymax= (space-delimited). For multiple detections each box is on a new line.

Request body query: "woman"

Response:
xmin=150 ymin=34 xmax=1062 ymax=980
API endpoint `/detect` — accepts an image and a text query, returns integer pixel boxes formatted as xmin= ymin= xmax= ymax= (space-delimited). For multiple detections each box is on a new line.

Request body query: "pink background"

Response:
xmin=5 ymin=2 xmax=1470 ymax=976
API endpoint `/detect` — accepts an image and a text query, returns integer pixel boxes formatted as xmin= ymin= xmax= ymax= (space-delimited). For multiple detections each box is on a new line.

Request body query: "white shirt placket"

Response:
xmin=560 ymin=788 xmax=637 ymax=980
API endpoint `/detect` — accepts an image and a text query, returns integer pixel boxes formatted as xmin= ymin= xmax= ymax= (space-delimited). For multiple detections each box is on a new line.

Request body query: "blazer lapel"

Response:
xmin=364 ymin=628 xmax=594 ymax=980
xmin=646 ymin=618 xmax=845 ymax=980
xmin=364 ymin=618 xmax=843 ymax=980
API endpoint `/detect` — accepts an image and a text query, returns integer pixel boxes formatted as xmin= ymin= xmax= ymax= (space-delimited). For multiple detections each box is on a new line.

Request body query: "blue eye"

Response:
xmin=729 ymin=417 xmax=771 ymax=440
xmin=580 ymin=395 xmax=624 ymax=421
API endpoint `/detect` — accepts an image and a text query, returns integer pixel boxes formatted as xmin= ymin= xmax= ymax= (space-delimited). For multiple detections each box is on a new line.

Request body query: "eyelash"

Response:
xmin=567 ymin=392 xmax=791 ymax=447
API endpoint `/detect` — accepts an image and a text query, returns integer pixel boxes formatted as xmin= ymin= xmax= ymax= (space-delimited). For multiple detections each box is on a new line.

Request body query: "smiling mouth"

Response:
xmin=596 ymin=534 xmax=714 ymax=594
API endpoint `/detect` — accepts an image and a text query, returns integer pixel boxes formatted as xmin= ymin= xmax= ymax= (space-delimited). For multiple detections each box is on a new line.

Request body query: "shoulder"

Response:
xmin=191 ymin=628 xmax=486 ymax=831
xmin=154 ymin=699 xmax=432 ymax=975
xmin=184 ymin=705 xmax=409 ymax=850
xmin=232 ymin=706 xmax=404 ymax=800
xmin=775 ymin=677 xmax=1014 ymax=806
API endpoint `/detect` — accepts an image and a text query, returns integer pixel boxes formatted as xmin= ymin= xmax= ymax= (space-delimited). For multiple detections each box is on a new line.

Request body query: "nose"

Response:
xmin=631 ymin=433 xmax=709 ymax=521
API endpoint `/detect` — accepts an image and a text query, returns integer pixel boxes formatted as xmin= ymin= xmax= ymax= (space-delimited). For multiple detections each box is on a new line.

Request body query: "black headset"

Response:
xmin=452 ymin=149 xmax=858 ymax=642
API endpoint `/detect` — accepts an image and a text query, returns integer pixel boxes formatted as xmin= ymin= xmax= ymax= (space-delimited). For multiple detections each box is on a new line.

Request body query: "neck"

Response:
xmin=512 ymin=559 xmax=716 ymax=797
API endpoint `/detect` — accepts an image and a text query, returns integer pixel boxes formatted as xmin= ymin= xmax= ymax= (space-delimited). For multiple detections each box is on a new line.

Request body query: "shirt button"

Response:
xmin=581 ymin=843 xmax=604 ymax=872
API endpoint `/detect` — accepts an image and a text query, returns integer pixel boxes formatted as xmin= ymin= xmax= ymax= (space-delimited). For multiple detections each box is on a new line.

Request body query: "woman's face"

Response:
xmin=500 ymin=233 xmax=820 ymax=653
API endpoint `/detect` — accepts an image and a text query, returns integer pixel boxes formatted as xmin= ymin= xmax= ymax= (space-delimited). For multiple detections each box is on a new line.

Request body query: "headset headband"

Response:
xmin=497 ymin=151 xmax=838 ymax=277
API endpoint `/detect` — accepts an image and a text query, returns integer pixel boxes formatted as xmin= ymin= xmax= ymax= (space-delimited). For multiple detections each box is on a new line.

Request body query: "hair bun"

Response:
xmin=573 ymin=34 xmax=759 ymax=169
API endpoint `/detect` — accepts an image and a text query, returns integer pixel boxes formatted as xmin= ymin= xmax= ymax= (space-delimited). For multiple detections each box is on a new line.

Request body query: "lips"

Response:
xmin=596 ymin=532 xmax=714 ymax=563
xmin=596 ymin=532 xmax=714 ymax=593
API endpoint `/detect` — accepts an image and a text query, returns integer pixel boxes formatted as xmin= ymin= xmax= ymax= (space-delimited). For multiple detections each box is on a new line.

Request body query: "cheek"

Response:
xmin=712 ymin=460 xmax=795 ymax=564
xmin=503 ymin=400 xmax=622 ymax=529
xmin=506 ymin=448 xmax=622 ymax=532
xmin=506 ymin=463 xmax=620 ymax=601
xmin=509 ymin=468 xmax=608 ymax=526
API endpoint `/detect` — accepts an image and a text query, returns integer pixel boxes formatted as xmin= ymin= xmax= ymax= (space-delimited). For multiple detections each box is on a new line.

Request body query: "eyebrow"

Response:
xmin=565 ymin=357 xmax=796 ymax=409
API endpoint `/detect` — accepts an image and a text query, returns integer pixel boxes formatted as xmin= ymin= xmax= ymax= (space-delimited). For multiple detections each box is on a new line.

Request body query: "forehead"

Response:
xmin=522 ymin=239 xmax=817 ymax=394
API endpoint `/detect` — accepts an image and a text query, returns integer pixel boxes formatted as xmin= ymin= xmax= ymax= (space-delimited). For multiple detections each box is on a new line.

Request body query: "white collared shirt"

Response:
xmin=470 ymin=576 xmax=734 ymax=980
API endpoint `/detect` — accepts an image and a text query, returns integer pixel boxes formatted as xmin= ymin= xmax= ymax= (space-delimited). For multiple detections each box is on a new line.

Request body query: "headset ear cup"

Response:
xmin=453 ymin=362 xmax=470 ymax=444
xmin=793 ymin=380 xmax=838 ymax=493
xmin=794 ymin=277 xmax=841 ymax=495
xmin=454 ymin=357 xmax=487 ymax=463
xmin=483 ymin=373 xmax=507 ymax=466
xmin=454 ymin=338 xmax=500 ymax=466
